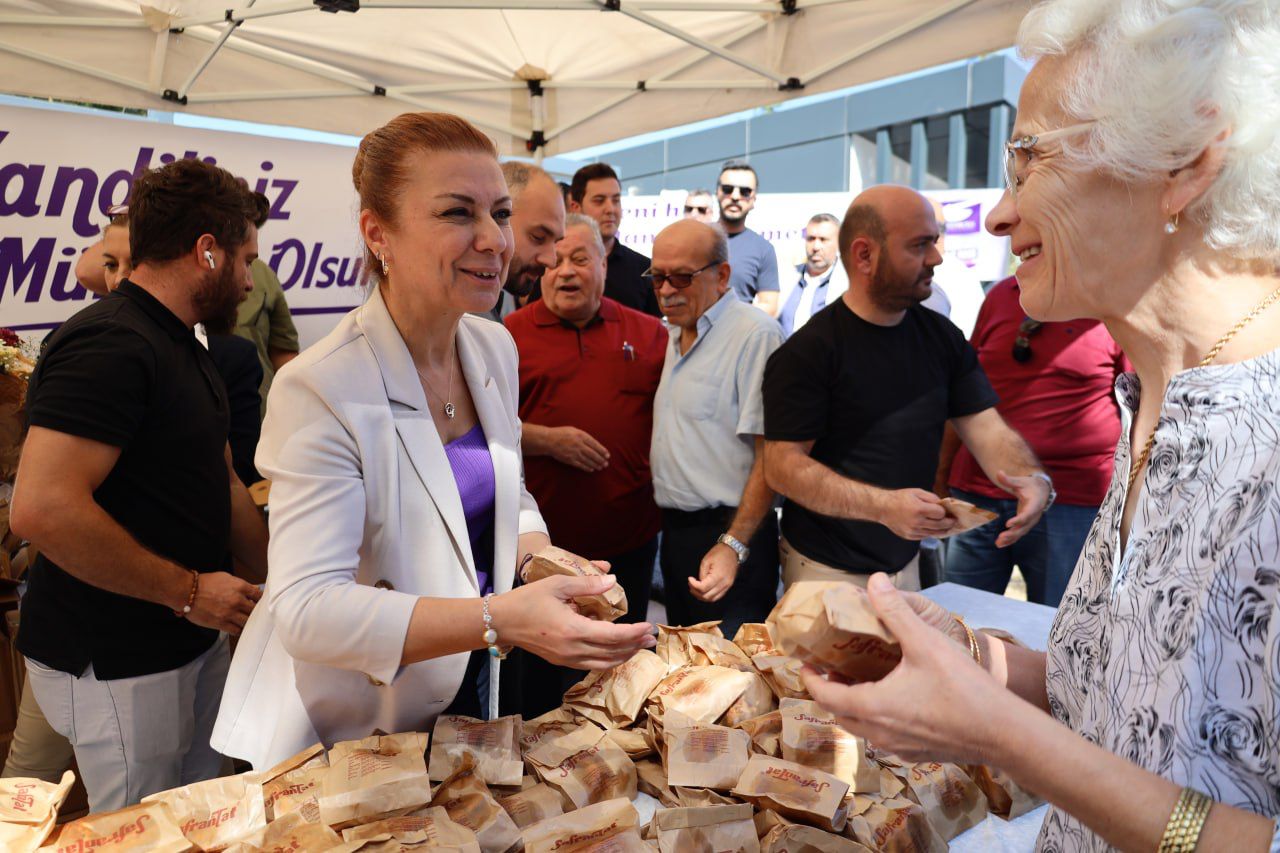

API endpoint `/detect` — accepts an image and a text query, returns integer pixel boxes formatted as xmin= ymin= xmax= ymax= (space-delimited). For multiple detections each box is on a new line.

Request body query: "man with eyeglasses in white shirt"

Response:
xmin=649 ymin=219 xmax=784 ymax=637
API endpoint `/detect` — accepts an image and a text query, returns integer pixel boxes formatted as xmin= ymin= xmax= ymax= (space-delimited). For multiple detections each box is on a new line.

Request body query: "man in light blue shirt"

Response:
xmin=649 ymin=220 xmax=785 ymax=637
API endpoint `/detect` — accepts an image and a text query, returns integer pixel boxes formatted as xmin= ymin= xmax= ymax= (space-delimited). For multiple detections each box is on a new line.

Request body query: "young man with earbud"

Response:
xmin=9 ymin=158 xmax=269 ymax=812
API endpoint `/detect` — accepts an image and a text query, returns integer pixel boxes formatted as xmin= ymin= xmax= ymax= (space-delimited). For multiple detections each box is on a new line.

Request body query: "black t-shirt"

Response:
xmin=20 ymin=280 xmax=231 ymax=679
xmin=606 ymin=241 xmax=661 ymax=317
xmin=764 ymin=299 xmax=998 ymax=573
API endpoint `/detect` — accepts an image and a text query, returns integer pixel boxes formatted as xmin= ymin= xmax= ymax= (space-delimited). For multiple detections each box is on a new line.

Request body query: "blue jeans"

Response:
xmin=944 ymin=488 xmax=1099 ymax=607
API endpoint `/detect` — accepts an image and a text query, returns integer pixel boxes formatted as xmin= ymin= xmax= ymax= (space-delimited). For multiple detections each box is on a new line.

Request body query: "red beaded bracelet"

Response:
xmin=174 ymin=570 xmax=199 ymax=618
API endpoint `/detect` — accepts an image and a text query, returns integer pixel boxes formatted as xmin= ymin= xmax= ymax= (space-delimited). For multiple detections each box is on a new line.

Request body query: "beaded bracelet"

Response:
xmin=174 ymin=569 xmax=199 ymax=619
xmin=1158 ymin=787 xmax=1212 ymax=853
xmin=481 ymin=594 xmax=510 ymax=660
xmin=953 ymin=614 xmax=982 ymax=669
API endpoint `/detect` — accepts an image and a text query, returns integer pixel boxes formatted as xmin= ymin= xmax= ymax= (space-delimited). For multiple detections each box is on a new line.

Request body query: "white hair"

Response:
xmin=1018 ymin=0 xmax=1280 ymax=261
xmin=564 ymin=212 xmax=607 ymax=258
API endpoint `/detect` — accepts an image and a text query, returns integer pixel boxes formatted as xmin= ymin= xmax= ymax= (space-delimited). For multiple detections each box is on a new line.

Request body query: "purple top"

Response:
xmin=443 ymin=423 xmax=496 ymax=595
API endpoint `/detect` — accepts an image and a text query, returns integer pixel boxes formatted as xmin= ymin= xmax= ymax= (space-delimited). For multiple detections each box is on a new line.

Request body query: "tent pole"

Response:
xmin=148 ymin=31 xmax=169 ymax=91
xmin=801 ymin=0 xmax=977 ymax=85
xmin=618 ymin=6 xmax=790 ymax=86
xmin=527 ymin=79 xmax=547 ymax=162
xmin=177 ymin=0 xmax=259 ymax=100
xmin=0 ymin=39 xmax=153 ymax=93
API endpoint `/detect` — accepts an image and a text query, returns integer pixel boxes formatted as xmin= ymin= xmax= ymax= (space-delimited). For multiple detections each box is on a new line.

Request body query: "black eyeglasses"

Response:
xmin=684 ymin=205 xmax=710 ymax=215
xmin=718 ymin=184 xmax=754 ymax=199
xmin=643 ymin=262 xmax=718 ymax=290
xmin=1012 ymin=317 xmax=1043 ymax=363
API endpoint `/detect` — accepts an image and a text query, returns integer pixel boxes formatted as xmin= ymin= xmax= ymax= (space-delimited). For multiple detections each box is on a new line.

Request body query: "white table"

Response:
xmin=922 ymin=583 xmax=1055 ymax=851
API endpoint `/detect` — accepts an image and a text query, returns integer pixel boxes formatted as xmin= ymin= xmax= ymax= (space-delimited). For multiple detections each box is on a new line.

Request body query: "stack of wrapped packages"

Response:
xmin=0 ymin=552 xmax=1041 ymax=852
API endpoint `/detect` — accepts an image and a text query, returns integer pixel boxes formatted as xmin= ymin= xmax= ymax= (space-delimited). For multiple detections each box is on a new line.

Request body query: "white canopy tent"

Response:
xmin=0 ymin=0 xmax=1031 ymax=157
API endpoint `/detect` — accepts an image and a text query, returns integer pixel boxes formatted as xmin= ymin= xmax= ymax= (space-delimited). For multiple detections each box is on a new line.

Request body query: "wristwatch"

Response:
xmin=1031 ymin=471 xmax=1057 ymax=510
xmin=717 ymin=533 xmax=750 ymax=564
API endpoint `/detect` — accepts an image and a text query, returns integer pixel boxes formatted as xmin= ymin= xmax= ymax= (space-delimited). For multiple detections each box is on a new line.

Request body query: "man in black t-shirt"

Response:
xmin=9 ymin=159 xmax=268 ymax=811
xmin=566 ymin=163 xmax=662 ymax=317
xmin=762 ymin=185 xmax=1053 ymax=589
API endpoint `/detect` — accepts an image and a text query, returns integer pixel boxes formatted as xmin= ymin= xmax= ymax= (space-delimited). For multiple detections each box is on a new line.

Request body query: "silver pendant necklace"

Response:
xmin=415 ymin=356 xmax=456 ymax=419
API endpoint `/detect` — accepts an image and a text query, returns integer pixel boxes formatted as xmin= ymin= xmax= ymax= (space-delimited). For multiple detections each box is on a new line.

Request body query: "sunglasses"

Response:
xmin=718 ymin=184 xmax=754 ymax=199
xmin=684 ymin=205 xmax=710 ymax=215
xmin=643 ymin=261 xmax=718 ymax=290
xmin=1012 ymin=317 xmax=1043 ymax=363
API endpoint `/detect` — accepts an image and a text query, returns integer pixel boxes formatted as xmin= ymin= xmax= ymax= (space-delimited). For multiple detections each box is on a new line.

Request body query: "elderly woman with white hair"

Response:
xmin=804 ymin=1 xmax=1280 ymax=851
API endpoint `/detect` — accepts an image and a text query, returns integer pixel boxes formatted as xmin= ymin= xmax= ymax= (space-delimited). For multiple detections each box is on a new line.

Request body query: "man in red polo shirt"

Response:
xmin=937 ymin=276 xmax=1130 ymax=606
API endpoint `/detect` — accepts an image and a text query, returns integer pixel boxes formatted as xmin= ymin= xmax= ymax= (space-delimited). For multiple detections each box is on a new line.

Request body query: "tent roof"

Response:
xmin=0 ymin=0 xmax=1031 ymax=156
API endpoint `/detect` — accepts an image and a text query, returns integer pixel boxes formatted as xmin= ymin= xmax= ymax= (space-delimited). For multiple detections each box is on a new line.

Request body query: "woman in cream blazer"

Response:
xmin=212 ymin=113 xmax=654 ymax=770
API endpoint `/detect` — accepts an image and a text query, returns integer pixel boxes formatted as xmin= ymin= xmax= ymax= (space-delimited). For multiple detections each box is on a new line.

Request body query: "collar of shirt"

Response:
xmin=530 ymin=296 xmax=620 ymax=330
xmin=114 ymin=280 xmax=196 ymax=342
xmin=668 ymin=289 xmax=736 ymax=358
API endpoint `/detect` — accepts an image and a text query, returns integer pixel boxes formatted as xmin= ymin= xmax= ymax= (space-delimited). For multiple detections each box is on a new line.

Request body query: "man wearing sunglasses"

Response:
xmin=716 ymin=162 xmax=780 ymax=317
xmin=682 ymin=189 xmax=716 ymax=224
xmin=648 ymin=219 xmax=785 ymax=637
xmin=762 ymin=185 xmax=1052 ymax=591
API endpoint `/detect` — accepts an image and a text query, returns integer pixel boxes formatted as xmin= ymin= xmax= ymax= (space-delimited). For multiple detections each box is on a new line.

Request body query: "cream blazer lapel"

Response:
xmin=457 ymin=320 xmax=518 ymax=595
xmin=356 ymin=287 xmax=478 ymax=592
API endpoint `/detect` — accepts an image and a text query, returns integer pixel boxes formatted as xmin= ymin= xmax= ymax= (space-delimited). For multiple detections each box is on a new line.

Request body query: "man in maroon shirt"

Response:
xmin=937 ymin=276 xmax=1130 ymax=605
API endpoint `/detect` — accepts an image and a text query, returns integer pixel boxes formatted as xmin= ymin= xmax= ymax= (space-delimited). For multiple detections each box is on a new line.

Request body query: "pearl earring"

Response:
xmin=378 ymin=252 xmax=389 ymax=275
xmin=1164 ymin=213 xmax=1179 ymax=235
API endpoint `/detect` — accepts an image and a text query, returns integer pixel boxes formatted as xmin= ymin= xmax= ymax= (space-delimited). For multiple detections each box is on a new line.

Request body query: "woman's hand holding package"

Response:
xmin=800 ymin=573 xmax=1016 ymax=766
xmin=492 ymin=574 xmax=656 ymax=670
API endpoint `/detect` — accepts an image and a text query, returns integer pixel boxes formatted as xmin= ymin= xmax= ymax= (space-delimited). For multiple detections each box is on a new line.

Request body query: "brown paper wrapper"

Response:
xmin=673 ymin=788 xmax=740 ymax=808
xmin=521 ymin=797 xmax=646 ymax=853
xmin=655 ymin=623 xmax=723 ymax=668
xmin=342 ymin=807 xmax=482 ymax=853
xmin=963 ymin=765 xmax=1041 ymax=821
xmin=752 ymin=809 xmax=790 ymax=839
xmin=734 ymin=711 xmax=782 ymax=758
xmin=645 ymin=666 xmax=753 ymax=724
xmin=896 ymin=762 xmax=988 ymax=840
xmin=257 ymin=743 xmax=327 ymax=786
xmin=602 ymin=728 xmax=654 ymax=761
xmin=428 ymin=754 xmax=522 ymax=853
xmin=222 ymin=810 xmax=345 ymax=853
xmin=521 ymin=709 xmax=584 ymax=760
xmin=761 ymin=823 xmax=872 ymax=853
xmin=749 ymin=656 xmax=808 ymax=701
xmin=39 ymin=801 xmax=192 ymax=853
xmin=778 ymin=700 xmax=878 ymax=794
xmin=664 ymin=719 xmax=750 ymax=791
xmin=730 ymin=756 xmax=849 ymax=833
xmin=526 ymin=724 xmax=637 ymax=811
xmin=654 ymin=804 xmax=758 ymax=853
xmin=732 ymin=624 xmax=777 ymax=659
xmin=937 ymin=498 xmax=998 ymax=535
xmin=430 ymin=715 xmax=524 ymax=787
xmin=843 ymin=797 xmax=946 ymax=853
xmin=320 ymin=733 xmax=434 ymax=829
xmin=566 ymin=651 xmax=668 ymax=729
xmin=0 ymin=771 xmax=75 ymax=852
xmin=496 ymin=785 xmax=565 ymax=830
xmin=522 ymin=547 xmax=628 ymax=622
xmin=767 ymin=583 xmax=901 ymax=682
xmin=262 ymin=765 xmax=326 ymax=825
xmin=141 ymin=774 xmax=267 ymax=852
xmin=719 ymin=673 xmax=777 ymax=728
xmin=634 ymin=761 xmax=679 ymax=809
xmin=685 ymin=634 xmax=755 ymax=672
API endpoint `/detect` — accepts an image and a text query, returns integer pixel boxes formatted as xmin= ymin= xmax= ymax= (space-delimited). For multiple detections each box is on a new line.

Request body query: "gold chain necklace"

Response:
xmin=416 ymin=355 xmax=457 ymax=420
xmin=1128 ymin=283 xmax=1280 ymax=491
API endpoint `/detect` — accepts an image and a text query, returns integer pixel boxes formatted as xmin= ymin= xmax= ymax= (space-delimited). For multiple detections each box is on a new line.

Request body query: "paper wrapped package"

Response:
xmin=964 ymin=764 xmax=1041 ymax=821
xmin=735 ymin=711 xmax=783 ymax=758
xmin=319 ymin=732 xmax=433 ymax=829
xmin=731 ymin=756 xmax=850 ymax=833
xmin=938 ymin=498 xmax=998 ymax=535
xmin=732 ymin=624 xmax=777 ymax=658
xmin=522 ymin=547 xmax=627 ymax=622
xmin=497 ymin=784 xmax=565 ymax=830
xmin=430 ymin=715 xmax=524 ymax=787
xmin=428 ymin=754 xmax=522 ymax=853
xmin=566 ymin=651 xmax=668 ymax=729
xmin=223 ymin=811 xmax=345 ymax=853
xmin=634 ymin=760 xmax=679 ymax=808
xmin=719 ymin=672 xmax=777 ymax=728
xmin=779 ymin=699 xmax=878 ymax=794
xmin=673 ymin=788 xmax=740 ymax=808
xmin=341 ymin=808 xmax=482 ymax=853
xmin=645 ymin=666 xmax=754 ymax=724
xmin=0 ymin=771 xmax=75 ymax=852
xmin=603 ymin=728 xmax=654 ymax=761
xmin=896 ymin=762 xmax=989 ymax=840
xmin=653 ymin=804 xmax=759 ymax=853
xmin=843 ymin=797 xmax=946 ymax=853
xmin=655 ymin=623 xmax=723 ymax=667
xmin=760 ymin=822 xmax=873 ymax=853
xmin=521 ymin=709 xmax=583 ymax=757
xmin=663 ymin=712 xmax=751 ymax=791
xmin=684 ymin=633 xmax=755 ymax=672
xmin=141 ymin=773 xmax=267 ymax=851
xmin=256 ymin=743 xmax=327 ymax=823
xmin=526 ymin=724 xmax=637 ymax=810
xmin=521 ymin=797 xmax=647 ymax=853
xmin=767 ymin=583 xmax=902 ymax=682
xmin=39 ymin=801 xmax=191 ymax=853
xmin=750 ymin=655 xmax=808 ymax=701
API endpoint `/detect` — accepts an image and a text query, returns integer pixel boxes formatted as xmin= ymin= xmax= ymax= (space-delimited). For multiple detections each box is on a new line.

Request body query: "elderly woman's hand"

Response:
xmin=801 ymin=573 xmax=1016 ymax=766
xmin=492 ymin=574 xmax=656 ymax=670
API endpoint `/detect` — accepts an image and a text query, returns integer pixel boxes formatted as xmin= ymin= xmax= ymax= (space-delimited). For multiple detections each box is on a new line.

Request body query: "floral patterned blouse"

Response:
xmin=1039 ymin=350 xmax=1280 ymax=852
